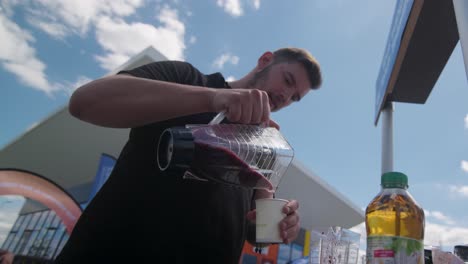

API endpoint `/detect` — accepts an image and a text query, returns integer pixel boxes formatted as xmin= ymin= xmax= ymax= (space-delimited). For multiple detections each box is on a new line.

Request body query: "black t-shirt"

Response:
xmin=55 ymin=61 xmax=254 ymax=263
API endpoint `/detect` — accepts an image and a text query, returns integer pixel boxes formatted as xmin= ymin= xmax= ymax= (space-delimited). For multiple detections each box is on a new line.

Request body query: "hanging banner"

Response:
xmin=88 ymin=153 xmax=116 ymax=202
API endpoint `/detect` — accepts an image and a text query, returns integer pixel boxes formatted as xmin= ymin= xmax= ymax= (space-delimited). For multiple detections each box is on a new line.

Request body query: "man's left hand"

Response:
xmin=279 ymin=200 xmax=300 ymax=244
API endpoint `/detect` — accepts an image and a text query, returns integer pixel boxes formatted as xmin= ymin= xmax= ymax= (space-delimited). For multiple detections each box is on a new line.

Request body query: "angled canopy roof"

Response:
xmin=376 ymin=0 xmax=459 ymax=124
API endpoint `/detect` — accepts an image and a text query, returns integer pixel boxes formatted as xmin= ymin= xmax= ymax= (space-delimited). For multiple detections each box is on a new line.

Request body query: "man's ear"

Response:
xmin=257 ymin=51 xmax=274 ymax=70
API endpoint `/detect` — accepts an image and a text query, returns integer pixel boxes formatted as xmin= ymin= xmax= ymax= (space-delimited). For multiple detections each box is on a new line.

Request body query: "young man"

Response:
xmin=55 ymin=47 xmax=322 ymax=263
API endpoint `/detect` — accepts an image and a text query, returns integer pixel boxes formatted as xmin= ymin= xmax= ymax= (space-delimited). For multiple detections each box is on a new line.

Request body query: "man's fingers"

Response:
xmin=267 ymin=119 xmax=280 ymax=129
xmin=261 ymin=92 xmax=271 ymax=124
xmin=281 ymin=224 xmax=300 ymax=243
xmin=283 ymin=200 xmax=299 ymax=215
xmin=246 ymin=210 xmax=256 ymax=222
xmin=280 ymin=212 xmax=300 ymax=229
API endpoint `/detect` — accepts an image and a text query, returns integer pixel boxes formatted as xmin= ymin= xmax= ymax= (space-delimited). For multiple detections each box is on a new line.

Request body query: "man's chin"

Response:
xmin=268 ymin=101 xmax=276 ymax=111
xmin=270 ymin=103 xmax=279 ymax=112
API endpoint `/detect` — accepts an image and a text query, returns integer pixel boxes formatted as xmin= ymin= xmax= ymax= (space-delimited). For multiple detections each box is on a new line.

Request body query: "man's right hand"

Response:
xmin=211 ymin=88 xmax=271 ymax=125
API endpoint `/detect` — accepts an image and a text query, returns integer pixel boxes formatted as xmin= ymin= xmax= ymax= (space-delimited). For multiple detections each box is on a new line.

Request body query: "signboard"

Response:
xmin=375 ymin=0 xmax=415 ymax=124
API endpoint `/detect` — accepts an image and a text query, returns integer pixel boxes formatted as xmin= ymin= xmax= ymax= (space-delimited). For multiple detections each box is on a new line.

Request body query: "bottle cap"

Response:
xmin=381 ymin=171 xmax=408 ymax=189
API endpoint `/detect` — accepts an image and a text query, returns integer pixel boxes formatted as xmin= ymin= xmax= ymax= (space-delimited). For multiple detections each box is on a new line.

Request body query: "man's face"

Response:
xmin=249 ymin=61 xmax=311 ymax=112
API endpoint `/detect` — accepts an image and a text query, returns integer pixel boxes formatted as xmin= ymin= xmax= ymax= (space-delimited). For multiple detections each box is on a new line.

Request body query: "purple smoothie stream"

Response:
xmin=190 ymin=141 xmax=274 ymax=190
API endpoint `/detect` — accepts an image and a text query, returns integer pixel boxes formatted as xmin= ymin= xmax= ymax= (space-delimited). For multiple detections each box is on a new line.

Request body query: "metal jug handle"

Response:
xmin=209 ymin=111 xmax=226 ymax=125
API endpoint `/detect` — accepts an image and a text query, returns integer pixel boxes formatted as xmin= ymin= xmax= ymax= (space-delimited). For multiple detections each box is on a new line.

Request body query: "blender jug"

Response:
xmin=156 ymin=123 xmax=294 ymax=191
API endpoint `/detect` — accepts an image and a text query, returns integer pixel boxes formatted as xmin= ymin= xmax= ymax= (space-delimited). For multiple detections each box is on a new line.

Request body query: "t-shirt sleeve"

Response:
xmin=117 ymin=61 xmax=204 ymax=86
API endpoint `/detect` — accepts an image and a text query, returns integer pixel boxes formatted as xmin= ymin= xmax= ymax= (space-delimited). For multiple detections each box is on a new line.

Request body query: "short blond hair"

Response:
xmin=273 ymin=48 xmax=322 ymax=90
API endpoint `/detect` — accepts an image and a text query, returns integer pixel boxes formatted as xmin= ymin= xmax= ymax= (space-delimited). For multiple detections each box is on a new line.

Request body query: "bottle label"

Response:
xmin=366 ymin=236 xmax=424 ymax=264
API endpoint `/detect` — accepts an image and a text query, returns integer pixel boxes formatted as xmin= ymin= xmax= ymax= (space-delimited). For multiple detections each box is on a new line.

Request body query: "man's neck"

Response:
xmin=228 ymin=72 xmax=254 ymax=89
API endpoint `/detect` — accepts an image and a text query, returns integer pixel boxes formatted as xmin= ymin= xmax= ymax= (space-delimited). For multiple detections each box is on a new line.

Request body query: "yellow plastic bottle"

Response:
xmin=365 ymin=172 xmax=425 ymax=264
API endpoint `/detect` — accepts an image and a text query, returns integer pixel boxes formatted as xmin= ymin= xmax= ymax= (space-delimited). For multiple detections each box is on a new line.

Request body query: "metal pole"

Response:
xmin=381 ymin=102 xmax=394 ymax=174
xmin=453 ymin=0 xmax=468 ymax=80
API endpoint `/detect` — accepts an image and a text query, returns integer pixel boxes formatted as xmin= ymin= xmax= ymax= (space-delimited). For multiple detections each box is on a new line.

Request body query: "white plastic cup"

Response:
xmin=255 ymin=198 xmax=289 ymax=243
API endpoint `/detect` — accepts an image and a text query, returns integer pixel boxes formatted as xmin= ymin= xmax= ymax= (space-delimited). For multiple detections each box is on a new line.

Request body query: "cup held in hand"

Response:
xmin=255 ymin=198 xmax=288 ymax=243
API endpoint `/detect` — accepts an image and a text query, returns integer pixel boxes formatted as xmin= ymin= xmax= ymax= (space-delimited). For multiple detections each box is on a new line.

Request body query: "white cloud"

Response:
xmin=212 ymin=53 xmax=239 ymax=69
xmin=424 ymin=222 xmax=468 ymax=249
xmin=464 ymin=114 xmax=468 ymax=129
xmin=14 ymin=0 xmax=186 ymax=72
xmin=26 ymin=16 xmax=68 ymax=40
xmin=217 ymin=0 xmax=243 ymax=17
xmin=449 ymin=185 xmax=468 ymax=197
xmin=225 ymin=76 xmax=236 ymax=82
xmin=252 ymin=0 xmax=260 ymax=9
xmin=425 ymin=210 xmax=456 ymax=225
xmin=45 ymin=75 xmax=92 ymax=95
xmin=189 ymin=35 xmax=197 ymax=44
xmin=72 ymin=76 xmax=92 ymax=90
xmin=215 ymin=0 xmax=261 ymax=16
xmin=0 ymin=0 xmax=19 ymax=17
xmin=1 ymin=0 xmax=187 ymax=95
xmin=461 ymin=160 xmax=468 ymax=173
xmin=62 ymin=75 xmax=93 ymax=95
xmin=94 ymin=6 xmax=185 ymax=71
xmin=22 ymin=0 xmax=144 ymax=37
xmin=0 ymin=10 xmax=58 ymax=95
xmin=0 ymin=1 xmax=100 ymax=95
xmin=95 ymin=47 xmax=132 ymax=72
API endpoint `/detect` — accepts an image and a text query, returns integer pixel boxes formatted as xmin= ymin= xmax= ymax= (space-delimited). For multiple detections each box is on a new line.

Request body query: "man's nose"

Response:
xmin=280 ymin=89 xmax=293 ymax=103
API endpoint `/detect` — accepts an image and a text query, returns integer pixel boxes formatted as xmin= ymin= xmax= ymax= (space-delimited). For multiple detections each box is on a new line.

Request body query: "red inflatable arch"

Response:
xmin=0 ymin=169 xmax=82 ymax=234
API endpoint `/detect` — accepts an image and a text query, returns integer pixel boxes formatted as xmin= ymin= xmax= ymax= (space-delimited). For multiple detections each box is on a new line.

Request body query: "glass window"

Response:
xmin=11 ymin=214 xmax=32 ymax=253
xmin=22 ymin=211 xmax=47 ymax=256
xmin=7 ymin=233 xmax=20 ymax=252
xmin=54 ymin=231 xmax=69 ymax=259
xmin=49 ymin=212 xmax=60 ymax=228
xmin=37 ymin=228 xmax=56 ymax=258
xmin=10 ymin=215 xmax=25 ymax=232
xmin=48 ymin=226 xmax=65 ymax=259
xmin=15 ymin=230 xmax=32 ymax=254
xmin=26 ymin=213 xmax=40 ymax=230
xmin=22 ymin=212 xmax=43 ymax=256
xmin=3 ymin=231 xmax=16 ymax=250
xmin=22 ymin=229 xmax=39 ymax=256
xmin=43 ymin=211 xmax=54 ymax=229
xmin=29 ymin=211 xmax=50 ymax=257
xmin=6 ymin=232 xmax=19 ymax=252
xmin=36 ymin=211 xmax=49 ymax=231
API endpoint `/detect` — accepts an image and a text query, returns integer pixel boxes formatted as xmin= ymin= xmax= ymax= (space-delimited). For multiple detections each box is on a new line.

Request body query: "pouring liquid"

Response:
xmin=189 ymin=141 xmax=274 ymax=190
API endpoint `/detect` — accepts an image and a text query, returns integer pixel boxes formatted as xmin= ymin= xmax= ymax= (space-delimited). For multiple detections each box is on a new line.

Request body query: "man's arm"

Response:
xmin=69 ymin=74 xmax=271 ymax=128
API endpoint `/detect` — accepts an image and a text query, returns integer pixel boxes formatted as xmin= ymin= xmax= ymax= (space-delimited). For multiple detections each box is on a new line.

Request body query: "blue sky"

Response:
xmin=1 ymin=0 xmax=467 ymax=254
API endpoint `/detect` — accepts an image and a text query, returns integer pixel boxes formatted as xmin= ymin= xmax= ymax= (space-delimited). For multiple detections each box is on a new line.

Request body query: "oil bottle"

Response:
xmin=365 ymin=172 xmax=425 ymax=264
